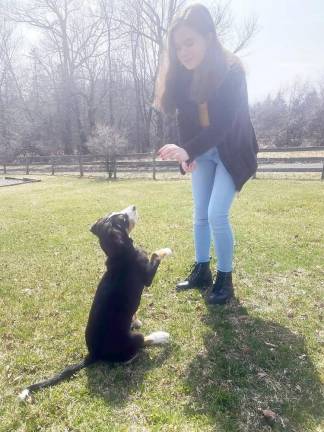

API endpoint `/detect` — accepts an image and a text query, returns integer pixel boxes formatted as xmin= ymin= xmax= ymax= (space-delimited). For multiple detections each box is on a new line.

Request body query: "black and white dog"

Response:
xmin=19 ymin=205 xmax=171 ymax=401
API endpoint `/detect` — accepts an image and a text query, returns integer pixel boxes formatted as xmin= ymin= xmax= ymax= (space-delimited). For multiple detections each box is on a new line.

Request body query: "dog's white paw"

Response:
xmin=162 ymin=248 xmax=172 ymax=257
xmin=145 ymin=331 xmax=170 ymax=345
xmin=154 ymin=248 xmax=172 ymax=259
xmin=18 ymin=389 xmax=30 ymax=402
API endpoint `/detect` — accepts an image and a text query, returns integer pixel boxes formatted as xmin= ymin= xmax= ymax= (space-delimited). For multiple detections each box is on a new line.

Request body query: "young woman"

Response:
xmin=155 ymin=4 xmax=258 ymax=305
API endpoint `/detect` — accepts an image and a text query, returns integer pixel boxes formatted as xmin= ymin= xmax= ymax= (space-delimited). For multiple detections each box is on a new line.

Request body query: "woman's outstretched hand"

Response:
xmin=181 ymin=160 xmax=196 ymax=173
xmin=158 ymin=144 xmax=189 ymax=163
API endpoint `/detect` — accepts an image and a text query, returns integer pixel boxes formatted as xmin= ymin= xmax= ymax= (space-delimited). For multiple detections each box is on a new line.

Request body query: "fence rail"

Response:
xmin=1 ymin=147 xmax=324 ymax=180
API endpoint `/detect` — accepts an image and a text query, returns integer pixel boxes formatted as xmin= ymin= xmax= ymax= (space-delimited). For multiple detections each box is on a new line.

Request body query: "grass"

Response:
xmin=0 ymin=176 xmax=323 ymax=432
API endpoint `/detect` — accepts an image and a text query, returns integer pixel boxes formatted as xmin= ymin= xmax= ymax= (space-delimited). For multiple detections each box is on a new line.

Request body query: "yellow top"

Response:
xmin=198 ymin=102 xmax=210 ymax=127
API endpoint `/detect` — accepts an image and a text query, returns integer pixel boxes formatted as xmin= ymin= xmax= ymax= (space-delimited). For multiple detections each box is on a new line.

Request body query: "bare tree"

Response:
xmin=6 ymin=0 xmax=107 ymax=154
xmin=115 ymin=0 xmax=186 ymax=151
xmin=0 ymin=17 xmax=29 ymax=160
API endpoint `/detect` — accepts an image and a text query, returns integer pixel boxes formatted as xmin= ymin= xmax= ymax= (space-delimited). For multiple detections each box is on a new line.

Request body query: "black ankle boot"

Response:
xmin=176 ymin=262 xmax=212 ymax=291
xmin=207 ymin=271 xmax=234 ymax=304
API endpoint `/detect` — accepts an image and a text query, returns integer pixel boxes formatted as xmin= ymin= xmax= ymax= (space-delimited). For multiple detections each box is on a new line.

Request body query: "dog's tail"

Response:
xmin=18 ymin=355 xmax=95 ymax=401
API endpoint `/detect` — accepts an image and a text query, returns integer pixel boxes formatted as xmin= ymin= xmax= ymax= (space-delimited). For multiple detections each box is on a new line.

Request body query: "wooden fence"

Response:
xmin=255 ymin=146 xmax=324 ymax=179
xmin=1 ymin=146 xmax=324 ymax=180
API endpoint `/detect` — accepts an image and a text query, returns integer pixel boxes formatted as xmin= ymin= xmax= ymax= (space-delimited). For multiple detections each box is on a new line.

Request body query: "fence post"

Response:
xmin=105 ymin=155 xmax=110 ymax=178
xmin=3 ymin=163 xmax=6 ymax=174
xmin=113 ymin=154 xmax=117 ymax=180
xmin=26 ymin=157 xmax=30 ymax=175
xmin=321 ymin=162 xmax=324 ymax=181
xmin=51 ymin=158 xmax=55 ymax=175
xmin=152 ymin=151 xmax=156 ymax=180
xmin=106 ymin=150 xmax=111 ymax=179
xmin=78 ymin=153 xmax=84 ymax=177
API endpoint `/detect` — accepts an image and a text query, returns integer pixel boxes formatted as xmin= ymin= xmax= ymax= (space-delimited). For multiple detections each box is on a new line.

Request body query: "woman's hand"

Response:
xmin=158 ymin=144 xmax=189 ymax=163
xmin=181 ymin=161 xmax=197 ymax=173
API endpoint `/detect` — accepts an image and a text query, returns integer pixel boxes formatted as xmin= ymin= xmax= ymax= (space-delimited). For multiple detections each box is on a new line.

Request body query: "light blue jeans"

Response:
xmin=191 ymin=147 xmax=236 ymax=272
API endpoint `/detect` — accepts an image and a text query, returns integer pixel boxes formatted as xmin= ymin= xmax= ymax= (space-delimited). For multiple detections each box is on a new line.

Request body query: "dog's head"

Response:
xmin=90 ymin=205 xmax=138 ymax=257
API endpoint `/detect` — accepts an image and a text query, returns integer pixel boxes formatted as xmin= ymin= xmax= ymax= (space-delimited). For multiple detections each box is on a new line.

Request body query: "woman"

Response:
xmin=155 ymin=4 xmax=258 ymax=304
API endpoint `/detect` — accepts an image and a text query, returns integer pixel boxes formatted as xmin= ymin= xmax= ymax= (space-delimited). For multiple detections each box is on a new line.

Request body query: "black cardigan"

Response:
xmin=176 ymin=63 xmax=259 ymax=191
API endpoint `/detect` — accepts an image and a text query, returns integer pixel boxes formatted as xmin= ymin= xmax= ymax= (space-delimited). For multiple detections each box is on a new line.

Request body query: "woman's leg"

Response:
xmin=208 ymin=159 xmax=236 ymax=272
xmin=191 ymin=156 xmax=216 ymax=263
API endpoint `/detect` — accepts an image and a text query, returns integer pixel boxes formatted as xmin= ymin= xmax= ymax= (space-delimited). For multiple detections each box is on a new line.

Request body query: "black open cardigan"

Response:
xmin=176 ymin=63 xmax=259 ymax=191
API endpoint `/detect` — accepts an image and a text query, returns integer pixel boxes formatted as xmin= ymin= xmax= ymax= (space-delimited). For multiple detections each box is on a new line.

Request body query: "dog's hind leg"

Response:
xmin=131 ymin=314 xmax=142 ymax=330
xmin=123 ymin=352 xmax=139 ymax=365
xmin=144 ymin=331 xmax=170 ymax=346
xmin=104 ymin=333 xmax=145 ymax=363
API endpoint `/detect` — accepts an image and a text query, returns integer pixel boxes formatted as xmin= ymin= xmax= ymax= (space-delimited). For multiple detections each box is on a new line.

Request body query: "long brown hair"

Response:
xmin=154 ymin=3 xmax=241 ymax=114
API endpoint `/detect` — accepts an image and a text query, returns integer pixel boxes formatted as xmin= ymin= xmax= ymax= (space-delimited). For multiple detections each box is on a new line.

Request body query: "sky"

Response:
xmin=217 ymin=0 xmax=324 ymax=102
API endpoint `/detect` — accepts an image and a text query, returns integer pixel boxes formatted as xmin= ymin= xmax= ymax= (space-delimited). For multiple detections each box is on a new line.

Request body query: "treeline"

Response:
xmin=0 ymin=0 xmax=322 ymax=163
xmin=251 ymin=81 xmax=324 ymax=148
xmin=0 ymin=0 xmax=257 ymax=159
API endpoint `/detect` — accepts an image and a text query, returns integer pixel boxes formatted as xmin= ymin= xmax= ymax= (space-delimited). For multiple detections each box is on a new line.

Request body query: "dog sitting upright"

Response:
xmin=19 ymin=205 xmax=171 ymax=401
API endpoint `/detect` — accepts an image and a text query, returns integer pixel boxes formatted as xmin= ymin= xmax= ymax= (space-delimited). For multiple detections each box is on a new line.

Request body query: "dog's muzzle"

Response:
xmin=122 ymin=205 xmax=138 ymax=232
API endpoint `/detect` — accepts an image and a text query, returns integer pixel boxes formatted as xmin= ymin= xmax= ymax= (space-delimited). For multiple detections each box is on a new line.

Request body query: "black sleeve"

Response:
xmin=182 ymin=66 xmax=248 ymax=162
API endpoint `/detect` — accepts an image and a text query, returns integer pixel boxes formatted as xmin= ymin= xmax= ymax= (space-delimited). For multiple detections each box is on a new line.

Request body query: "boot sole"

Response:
xmin=206 ymin=294 xmax=234 ymax=305
xmin=176 ymin=282 xmax=212 ymax=292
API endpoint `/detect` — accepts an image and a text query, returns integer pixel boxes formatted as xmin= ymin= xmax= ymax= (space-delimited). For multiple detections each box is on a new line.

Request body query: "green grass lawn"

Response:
xmin=0 ymin=176 xmax=323 ymax=432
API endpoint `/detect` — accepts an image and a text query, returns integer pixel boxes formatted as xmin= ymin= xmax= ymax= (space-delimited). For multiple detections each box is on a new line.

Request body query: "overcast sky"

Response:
xmin=217 ymin=0 xmax=324 ymax=102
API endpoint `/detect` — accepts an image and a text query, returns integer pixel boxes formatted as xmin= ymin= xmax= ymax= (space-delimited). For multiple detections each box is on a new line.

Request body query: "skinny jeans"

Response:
xmin=191 ymin=147 xmax=236 ymax=272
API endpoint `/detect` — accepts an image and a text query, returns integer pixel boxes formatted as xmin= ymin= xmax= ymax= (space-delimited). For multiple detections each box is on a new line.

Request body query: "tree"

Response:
xmin=6 ymin=0 xmax=107 ymax=154
xmin=0 ymin=17 xmax=28 ymax=160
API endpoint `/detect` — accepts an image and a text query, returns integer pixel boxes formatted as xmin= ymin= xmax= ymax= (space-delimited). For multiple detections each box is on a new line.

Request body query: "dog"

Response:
xmin=18 ymin=205 xmax=172 ymax=401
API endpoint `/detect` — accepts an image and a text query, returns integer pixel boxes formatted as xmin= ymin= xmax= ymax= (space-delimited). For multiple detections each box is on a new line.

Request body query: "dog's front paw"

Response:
xmin=154 ymin=248 xmax=172 ymax=259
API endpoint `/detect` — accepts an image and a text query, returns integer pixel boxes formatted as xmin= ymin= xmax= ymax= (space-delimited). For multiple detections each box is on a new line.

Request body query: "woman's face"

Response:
xmin=173 ymin=25 xmax=208 ymax=70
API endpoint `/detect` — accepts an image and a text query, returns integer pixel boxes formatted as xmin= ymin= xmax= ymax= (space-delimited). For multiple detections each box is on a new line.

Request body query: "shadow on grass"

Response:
xmin=85 ymin=343 xmax=172 ymax=406
xmin=185 ymin=300 xmax=324 ymax=432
